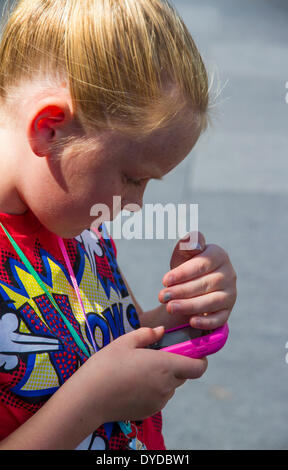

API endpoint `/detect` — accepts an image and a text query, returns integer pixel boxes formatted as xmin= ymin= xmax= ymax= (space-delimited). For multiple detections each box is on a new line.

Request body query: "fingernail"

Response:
xmin=153 ymin=326 xmax=165 ymax=334
xmin=163 ymin=292 xmax=172 ymax=302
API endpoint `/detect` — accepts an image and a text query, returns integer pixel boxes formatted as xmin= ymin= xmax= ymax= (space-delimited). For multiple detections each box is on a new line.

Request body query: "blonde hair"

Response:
xmin=0 ymin=0 xmax=209 ymax=136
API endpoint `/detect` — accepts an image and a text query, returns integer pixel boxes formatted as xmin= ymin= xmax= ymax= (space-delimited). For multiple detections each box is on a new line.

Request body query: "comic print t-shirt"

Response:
xmin=0 ymin=209 xmax=165 ymax=450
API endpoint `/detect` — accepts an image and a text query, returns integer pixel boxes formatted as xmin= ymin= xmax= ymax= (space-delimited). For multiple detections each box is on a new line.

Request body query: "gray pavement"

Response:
xmin=114 ymin=0 xmax=288 ymax=450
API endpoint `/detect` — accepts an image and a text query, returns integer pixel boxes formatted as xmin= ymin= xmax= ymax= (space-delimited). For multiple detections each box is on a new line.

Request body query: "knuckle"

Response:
xmin=218 ymin=290 xmax=230 ymax=305
xmin=196 ymin=259 xmax=208 ymax=276
xmin=225 ymin=262 xmax=237 ymax=283
xmin=158 ymin=384 xmax=173 ymax=400
xmin=226 ymin=289 xmax=237 ymax=307
xmin=161 ymin=385 xmax=174 ymax=398
xmin=177 ymin=284 xmax=187 ymax=299
xmin=215 ymin=270 xmax=226 ymax=287
xmin=187 ymin=299 xmax=196 ymax=314
xmin=200 ymin=276 xmax=211 ymax=294
xmin=218 ymin=267 xmax=237 ymax=292
xmin=205 ymin=310 xmax=229 ymax=329
xmin=206 ymin=315 xmax=219 ymax=329
xmin=198 ymin=314 xmax=213 ymax=330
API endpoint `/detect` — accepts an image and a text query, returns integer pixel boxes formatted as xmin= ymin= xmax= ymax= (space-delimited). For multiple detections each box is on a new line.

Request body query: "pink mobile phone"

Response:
xmin=148 ymin=323 xmax=229 ymax=358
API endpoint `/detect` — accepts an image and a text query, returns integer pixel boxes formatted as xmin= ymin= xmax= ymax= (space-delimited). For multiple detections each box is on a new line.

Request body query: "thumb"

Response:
xmin=125 ymin=326 xmax=165 ymax=349
xmin=170 ymin=231 xmax=206 ymax=270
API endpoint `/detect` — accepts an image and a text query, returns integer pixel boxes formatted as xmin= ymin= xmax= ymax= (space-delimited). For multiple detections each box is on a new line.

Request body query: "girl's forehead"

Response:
xmin=80 ymin=107 xmax=203 ymax=179
xmin=118 ymin=114 xmax=202 ymax=176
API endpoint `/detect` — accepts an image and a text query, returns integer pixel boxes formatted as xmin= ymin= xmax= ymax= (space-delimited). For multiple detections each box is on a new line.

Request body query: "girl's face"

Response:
xmin=21 ymin=109 xmax=202 ymax=238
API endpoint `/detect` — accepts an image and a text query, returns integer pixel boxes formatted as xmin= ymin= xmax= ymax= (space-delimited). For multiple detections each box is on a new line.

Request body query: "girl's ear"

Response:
xmin=28 ymin=104 xmax=68 ymax=157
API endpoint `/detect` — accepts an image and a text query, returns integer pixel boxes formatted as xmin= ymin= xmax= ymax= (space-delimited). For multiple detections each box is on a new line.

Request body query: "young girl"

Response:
xmin=0 ymin=0 xmax=236 ymax=450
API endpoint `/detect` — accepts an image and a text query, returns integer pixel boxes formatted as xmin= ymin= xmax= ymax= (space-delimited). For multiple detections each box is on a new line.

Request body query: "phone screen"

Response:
xmin=148 ymin=326 xmax=212 ymax=350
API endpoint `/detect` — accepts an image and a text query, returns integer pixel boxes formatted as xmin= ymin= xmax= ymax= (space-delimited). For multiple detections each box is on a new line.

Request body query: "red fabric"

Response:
xmin=0 ymin=401 xmax=33 ymax=440
xmin=138 ymin=413 xmax=166 ymax=450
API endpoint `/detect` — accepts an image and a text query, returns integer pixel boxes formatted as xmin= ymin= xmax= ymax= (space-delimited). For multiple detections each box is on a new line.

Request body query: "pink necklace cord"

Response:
xmin=57 ymin=236 xmax=98 ymax=354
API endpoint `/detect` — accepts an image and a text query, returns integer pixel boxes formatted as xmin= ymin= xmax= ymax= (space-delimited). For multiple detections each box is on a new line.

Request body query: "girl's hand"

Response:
xmin=71 ymin=327 xmax=208 ymax=425
xmin=159 ymin=232 xmax=237 ymax=330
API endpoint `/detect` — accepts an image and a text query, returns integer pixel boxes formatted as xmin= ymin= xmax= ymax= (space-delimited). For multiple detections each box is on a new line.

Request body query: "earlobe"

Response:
xmin=28 ymin=105 xmax=66 ymax=157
